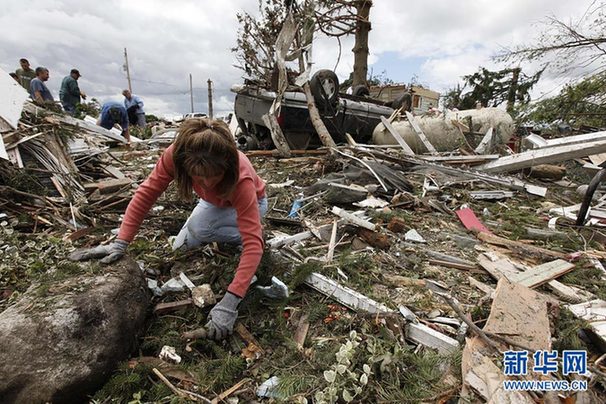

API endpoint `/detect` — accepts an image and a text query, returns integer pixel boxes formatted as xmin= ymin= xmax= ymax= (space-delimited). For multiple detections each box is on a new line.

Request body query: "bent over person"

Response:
xmin=70 ymin=119 xmax=268 ymax=340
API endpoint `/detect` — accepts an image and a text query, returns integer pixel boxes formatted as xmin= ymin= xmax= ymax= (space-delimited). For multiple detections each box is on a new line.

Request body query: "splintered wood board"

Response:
xmin=484 ymin=278 xmax=551 ymax=351
xmin=509 ymin=259 xmax=575 ymax=288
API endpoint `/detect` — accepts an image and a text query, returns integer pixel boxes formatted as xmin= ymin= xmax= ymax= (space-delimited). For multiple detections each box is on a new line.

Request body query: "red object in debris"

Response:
xmin=456 ymin=208 xmax=492 ymax=234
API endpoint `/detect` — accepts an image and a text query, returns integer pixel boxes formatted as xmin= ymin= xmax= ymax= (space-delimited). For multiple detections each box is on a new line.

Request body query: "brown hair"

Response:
xmin=172 ymin=118 xmax=239 ymax=201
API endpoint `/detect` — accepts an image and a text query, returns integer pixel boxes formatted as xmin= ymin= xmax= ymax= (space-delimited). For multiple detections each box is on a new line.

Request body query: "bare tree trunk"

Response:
xmin=352 ymin=0 xmax=372 ymax=87
xmin=303 ymin=83 xmax=337 ymax=148
xmin=506 ymin=67 xmax=520 ymax=114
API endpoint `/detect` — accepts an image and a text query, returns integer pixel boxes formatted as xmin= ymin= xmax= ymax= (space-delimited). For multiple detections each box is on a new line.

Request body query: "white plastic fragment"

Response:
xmin=353 ymin=196 xmax=389 ymax=208
xmin=159 ymin=345 xmax=182 ymax=364
xmin=257 ymin=376 xmax=281 ymax=398
xmin=147 ymin=278 xmax=163 ymax=297
xmin=256 ymin=276 xmax=289 ymax=299
xmin=160 ymin=278 xmax=187 ymax=294
xmin=404 ymin=229 xmax=426 ymax=243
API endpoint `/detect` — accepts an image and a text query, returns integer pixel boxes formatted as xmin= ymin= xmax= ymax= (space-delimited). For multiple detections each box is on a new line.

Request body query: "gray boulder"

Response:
xmin=0 ymin=257 xmax=150 ymax=403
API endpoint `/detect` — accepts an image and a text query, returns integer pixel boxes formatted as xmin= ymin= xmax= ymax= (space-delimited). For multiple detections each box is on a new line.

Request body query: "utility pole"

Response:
xmin=207 ymin=79 xmax=213 ymax=119
xmin=189 ymin=73 xmax=194 ymax=113
xmin=123 ymin=48 xmax=132 ymax=93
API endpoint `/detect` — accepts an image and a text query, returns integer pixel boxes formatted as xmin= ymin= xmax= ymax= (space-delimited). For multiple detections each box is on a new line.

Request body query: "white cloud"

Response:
xmin=0 ymin=0 xmax=599 ymax=114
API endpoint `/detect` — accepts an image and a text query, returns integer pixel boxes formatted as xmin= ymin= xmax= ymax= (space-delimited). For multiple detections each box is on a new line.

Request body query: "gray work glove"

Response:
xmin=205 ymin=292 xmax=241 ymax=341
xmin=68 ymin=239 xmax=129 ymax=264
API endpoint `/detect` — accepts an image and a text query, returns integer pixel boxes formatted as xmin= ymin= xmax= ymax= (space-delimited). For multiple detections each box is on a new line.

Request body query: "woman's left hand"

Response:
xmin=205 ymin=292 xmax=241 ymax=340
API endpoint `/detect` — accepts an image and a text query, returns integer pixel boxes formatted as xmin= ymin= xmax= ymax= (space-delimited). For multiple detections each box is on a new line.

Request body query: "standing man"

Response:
xmin=59 ymin=69 xmax=86 ymax=115
xmin=15 ymin=58 xmax=36 ymax=92
xmin=30 ymin=67 xmax=54 ymax=104
xmin=122 ymin=89 xmax=146 ymax=128
xmin=97 ymin=101 xmax=131 ymax=144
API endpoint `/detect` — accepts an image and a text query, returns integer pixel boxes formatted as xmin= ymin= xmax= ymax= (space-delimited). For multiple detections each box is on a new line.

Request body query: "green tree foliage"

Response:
xmin=523 ymin=72 xmax=606 ymax=127
xmin=443 ymin=67 xmax=542 ymax=113
xmin=233 ymin=0 xmax=371 ymax=86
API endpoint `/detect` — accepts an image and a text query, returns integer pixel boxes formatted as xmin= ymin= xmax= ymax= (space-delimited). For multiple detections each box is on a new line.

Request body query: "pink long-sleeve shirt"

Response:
xmin=118 ymin=144 xmax=266 ymax=297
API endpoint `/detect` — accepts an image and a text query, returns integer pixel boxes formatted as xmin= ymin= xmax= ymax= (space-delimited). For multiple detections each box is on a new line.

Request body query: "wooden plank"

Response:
xmin=477 ymin=253 xmax=521 ymax=281
xmin=461 ymin=337 xmax=534 ymax=404
xmin=405 ymin=111 xmax=438 ymax=155
xmin=542 ymin=131 xmax=606 ymax=148
xmin=477 ymin=232 xmax=567 ymax=260
xmin=293 ymin=314 xmax=310 ymax=350
xmin=478 ymin=252 xmax=587 ymax=302
xmin=102 ymin=165 xmax=126 ymax=179
xmin=154 ymin=299 xmax=193 ymax=315
xmin=83 ymin=178 xmax=132 ymax=195
xmin=477 ymin=139 xmax=606 ymax=173
xmin=418 ymin=154 xmax=499 ymax=162
xmin=509 ymin=259 xmax=575 ymax=288
xmin=331 ymin=206 xmax=375 ymax=231
xmin=304 ymin=272 xmax=459 ymax=353
xmin=524 ymin=133 xmax=548 ymax=148
xmin=474 ymin=127 xmax=494 ymax=154
xmin=405 ymin=322 xmax=460 ymax=355
xmin=304 ymin=272 xmax=391 ymax=313
xmin=484 ymin=278 xmax=551 ymax=351
xmin=379 ymin=115 xmax=415 ymax=156
xmin=589 ymin=152 xmax=606 ymax=166
xmin=468 ymin=276 xmax=495 ymax=297
xmin=455 ymin=207 xmax=492 ymax=234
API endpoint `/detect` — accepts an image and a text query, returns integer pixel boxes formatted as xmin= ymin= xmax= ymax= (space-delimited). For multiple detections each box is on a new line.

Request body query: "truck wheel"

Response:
xmin=310 ymin=69 xmax=339 ymax=109
xmin=352 ymin=84 xmax=370 ymax=97
xmin=392 ymin=92 xmax=412 ymax=111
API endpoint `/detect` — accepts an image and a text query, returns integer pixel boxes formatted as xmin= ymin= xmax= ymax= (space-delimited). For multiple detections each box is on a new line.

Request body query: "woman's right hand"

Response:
xmin=68 ymin=240 xmax=129 ymax=264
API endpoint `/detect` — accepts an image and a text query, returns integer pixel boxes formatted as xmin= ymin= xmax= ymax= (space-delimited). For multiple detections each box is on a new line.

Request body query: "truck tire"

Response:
xmin=391 ymin=92 xmax=412 ymax=111
xmin=310 ymin=69 xmax=339 ymax=109
xmin=352 ymin=84 xmax=370 ymax=97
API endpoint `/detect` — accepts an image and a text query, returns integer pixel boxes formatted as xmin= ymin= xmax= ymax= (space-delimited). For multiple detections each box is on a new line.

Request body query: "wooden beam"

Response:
xmin=418 ymin=155 xmax=499 ymax=163
xmin=477 ymin=139 xmax=606 ymax=173
xmin=331 ymin=206 xmax=375 ymax=231
xmin=304 ymin=272 xmax=459 ymax=353
xmin=405 ymin=322 xmax=460 ymax=355
xmin=477 ymin=232 xmax=567 ymax=260
xmin=379 ymin=115 xmax=415 ymax=156
xmin=509 ymin=259 xmax=575 ymax=288
xmin=405 ymin=111 xmax=438 ymax=155
xmin=304 ymin=272 xmax=391 ymax=313
xmin=542 ymin=131 xmax=606 ymax=148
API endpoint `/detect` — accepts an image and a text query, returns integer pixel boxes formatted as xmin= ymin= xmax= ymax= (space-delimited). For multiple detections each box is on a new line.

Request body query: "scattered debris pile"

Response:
xmin=1 ymin=99 xmax=606 ymax=402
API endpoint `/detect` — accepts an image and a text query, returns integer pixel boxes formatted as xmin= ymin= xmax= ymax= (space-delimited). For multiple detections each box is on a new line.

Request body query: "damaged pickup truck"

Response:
xmin=232 ymin=70 xmax=404 ymax=150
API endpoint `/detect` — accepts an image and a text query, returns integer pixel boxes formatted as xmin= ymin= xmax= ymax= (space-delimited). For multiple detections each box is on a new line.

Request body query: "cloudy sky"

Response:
xmin=0 ymin=0 xmax=596 ymax=117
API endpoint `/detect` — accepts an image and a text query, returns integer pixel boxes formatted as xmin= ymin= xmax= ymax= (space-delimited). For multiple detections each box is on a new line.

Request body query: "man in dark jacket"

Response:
xmin=59 ymin=69 xmax=86 ymax=115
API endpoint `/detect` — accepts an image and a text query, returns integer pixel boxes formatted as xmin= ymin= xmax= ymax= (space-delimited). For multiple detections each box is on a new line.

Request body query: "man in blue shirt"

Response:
xmin=30 ymin=67 xmax=54 ymax=104
xmin=122 ymin=89 xmax=146 ymax=127
xmin=97 ymin=101 xmax=131 ymax=143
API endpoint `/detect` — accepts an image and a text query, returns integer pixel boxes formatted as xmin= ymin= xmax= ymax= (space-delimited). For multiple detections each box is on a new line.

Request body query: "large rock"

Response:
xmin=0 ymin=257 xmax=150 ymax=403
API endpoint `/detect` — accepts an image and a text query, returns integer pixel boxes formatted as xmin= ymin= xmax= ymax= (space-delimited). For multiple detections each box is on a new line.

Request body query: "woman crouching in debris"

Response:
xmin=70 ymin=118 xmax=267 ymax=341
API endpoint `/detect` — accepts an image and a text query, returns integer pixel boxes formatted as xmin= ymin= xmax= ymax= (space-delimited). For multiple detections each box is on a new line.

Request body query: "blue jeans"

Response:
xmin=172 ymin=197 xmax=268 ymax=250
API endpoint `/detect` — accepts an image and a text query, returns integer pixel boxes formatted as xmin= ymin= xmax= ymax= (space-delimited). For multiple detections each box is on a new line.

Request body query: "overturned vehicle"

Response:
xmin=232 ymin=69 xmax=410 ymax=150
